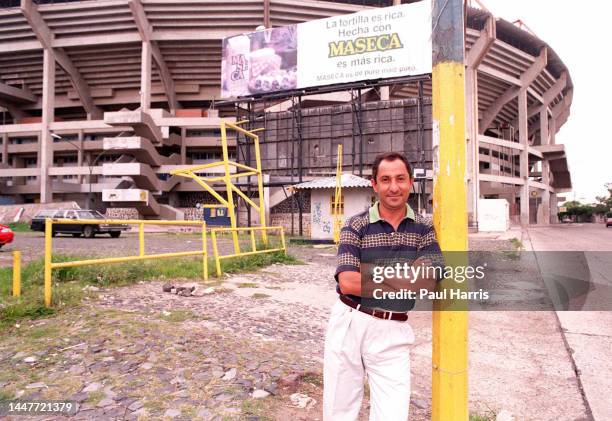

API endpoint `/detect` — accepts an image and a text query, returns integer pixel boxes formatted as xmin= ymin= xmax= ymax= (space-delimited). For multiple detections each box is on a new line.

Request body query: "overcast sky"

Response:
xmin=481 ymin=0 xmax=612 ymax=203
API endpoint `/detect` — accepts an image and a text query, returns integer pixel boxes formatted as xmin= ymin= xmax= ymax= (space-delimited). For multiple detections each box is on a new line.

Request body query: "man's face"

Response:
xmin=372 ymin=159 xmax=413 ymax=211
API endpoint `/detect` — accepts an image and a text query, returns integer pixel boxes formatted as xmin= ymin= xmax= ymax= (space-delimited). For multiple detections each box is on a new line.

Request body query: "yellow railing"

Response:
xmin=43 ymin=218 xmax=208 ymax=307
xmin=210 ymin=226 xmax=286 ymax=277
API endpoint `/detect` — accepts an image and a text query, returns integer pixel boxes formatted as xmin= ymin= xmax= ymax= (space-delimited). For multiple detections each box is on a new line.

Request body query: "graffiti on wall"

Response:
xmin=321 ymin=220 xmax=332 ymax=233
xmin=312 ymin=201 xmax=322 ymax=225
xmin=312 ymin=201 xmax=332 ymax=234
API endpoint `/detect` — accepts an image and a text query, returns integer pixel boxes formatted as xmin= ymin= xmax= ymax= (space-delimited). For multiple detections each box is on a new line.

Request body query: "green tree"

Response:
xmin=594 ymin=182 xmax=612 ymax=214
xmin=559 ymin=185 xmax=611 ymax=221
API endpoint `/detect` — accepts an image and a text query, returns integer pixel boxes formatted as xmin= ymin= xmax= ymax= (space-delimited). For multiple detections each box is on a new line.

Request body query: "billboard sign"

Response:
xmin=221 ymin=2 xmax=431 ymax=98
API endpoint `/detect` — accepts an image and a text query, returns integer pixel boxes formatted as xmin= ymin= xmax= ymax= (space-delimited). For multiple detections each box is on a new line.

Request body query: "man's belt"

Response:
xmin=339 ymin=294 xmax=409 ymax=322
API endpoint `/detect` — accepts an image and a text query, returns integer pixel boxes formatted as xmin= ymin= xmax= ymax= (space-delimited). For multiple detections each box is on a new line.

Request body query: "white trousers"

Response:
xmin=323 ymin=299 xmax=415 ymax=421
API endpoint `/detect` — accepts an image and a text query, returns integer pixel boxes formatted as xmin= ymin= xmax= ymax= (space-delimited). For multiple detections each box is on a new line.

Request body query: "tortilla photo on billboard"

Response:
xmin=248 ymin=26 xmax=297 ymax=94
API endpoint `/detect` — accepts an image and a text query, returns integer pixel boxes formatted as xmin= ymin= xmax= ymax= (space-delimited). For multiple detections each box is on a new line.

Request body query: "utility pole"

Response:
xmin=431 ymin=1 xmax=469 ymax=420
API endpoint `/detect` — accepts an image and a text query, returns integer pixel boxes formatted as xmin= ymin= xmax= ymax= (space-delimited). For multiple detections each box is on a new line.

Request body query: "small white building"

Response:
xmin=478 ymin=198 xmax=510 ymax=232
xmin=292 ymin=174 xmax=373 ymax=240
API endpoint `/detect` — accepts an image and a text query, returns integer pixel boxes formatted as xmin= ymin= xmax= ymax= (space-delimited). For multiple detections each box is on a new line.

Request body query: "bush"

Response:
xmin=7 ymin=222 xmax=31 ymax=232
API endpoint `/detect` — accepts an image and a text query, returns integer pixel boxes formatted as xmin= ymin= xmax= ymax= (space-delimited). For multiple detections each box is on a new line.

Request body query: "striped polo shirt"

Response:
xmin=335 ymin=201 xmax=443 ymax=312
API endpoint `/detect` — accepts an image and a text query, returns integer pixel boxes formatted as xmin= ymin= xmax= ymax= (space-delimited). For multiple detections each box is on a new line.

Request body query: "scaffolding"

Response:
xmin=221 ymin=75 xmax=432 ymax=236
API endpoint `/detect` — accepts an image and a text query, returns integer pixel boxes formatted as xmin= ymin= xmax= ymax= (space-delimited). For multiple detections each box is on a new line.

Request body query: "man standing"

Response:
xmin=323 ymin=152 xmax=442 ymax=421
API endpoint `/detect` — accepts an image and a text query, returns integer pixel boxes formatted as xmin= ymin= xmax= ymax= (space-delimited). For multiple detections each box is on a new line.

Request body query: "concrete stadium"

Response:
xmin=0 ymin=0 xmax=573 ymax=231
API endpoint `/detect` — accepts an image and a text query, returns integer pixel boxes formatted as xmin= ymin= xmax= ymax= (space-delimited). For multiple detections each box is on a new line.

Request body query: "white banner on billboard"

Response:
xmin=297 ymin=2 xmax=431 ymax=89
xmin=221 ymin=2 xmax=431 ymax=98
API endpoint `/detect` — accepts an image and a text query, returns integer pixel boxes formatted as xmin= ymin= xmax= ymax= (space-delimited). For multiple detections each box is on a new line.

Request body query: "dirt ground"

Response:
xmin=0 ymin=232 xmax=592 ymax=420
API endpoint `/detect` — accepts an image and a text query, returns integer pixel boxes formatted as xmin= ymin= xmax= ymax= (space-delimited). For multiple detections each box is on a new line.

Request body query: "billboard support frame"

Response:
xmin=216 ymin=74 xmax=431 ymax=107
xmin=226 ymin=74 xmax=432 ymax=234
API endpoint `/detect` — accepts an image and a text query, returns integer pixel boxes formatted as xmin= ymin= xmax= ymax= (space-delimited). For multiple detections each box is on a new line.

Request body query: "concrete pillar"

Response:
xmin=13 ymin=156 xmax=25 ymax=187
xmin=1 ymin=133 xmax=7 ymax=165
xmin=465 ymin=66 xmax=480 ymax=227
xmin=86 ymin=152 xmax=93 ymax=186
xmin=549 ymin=118 xmax=556 ymax=145
xmin=539 ymin=109 xmax=550 ymax=224
xmin=40 ymin=48 xmax=55 ymax=203
xmin=77 ymin=130 xmax=84 ymax=183
xmin=168 ymin=191 xmax=180 ymax=207
xmin=550 ymin=192 xmax=559 ymax=223
xmin=140 ymin=41 xmax=152 ymax=112
xmin=518 ymin=88 xmax=529 ymax=226
xmin=263 ymin=0 xmax=270 ymax=27
xmin=180 ymin=127 xmax=187 ymax=165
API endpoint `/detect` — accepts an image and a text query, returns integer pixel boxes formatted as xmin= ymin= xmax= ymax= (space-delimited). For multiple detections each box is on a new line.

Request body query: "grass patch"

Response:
xmin=469 ymin=411 xmax=496 ymax=421
xmin=220 ymin=251 xmax=300 ymax=275
xmin=301 ymin=372 xmax=323 ymax=387
xmin=7 ymin=222 xmax=31 ymax=232
xmin=251 ymin=293 xmax=270 ymax=299
xmin=180 ymin=405 xmax=197 ymax=418
xmin=0 ymin=251 xmax=299 ymax=329
xmin=509 ymin=237 xmax=524 ymax=251
xmin=86 ymin=390 xmax=104 ymax=404
xmin=288 ymin=237 xmax=314 ymax=246
xmin=237 ymin=282 xmax=259 ymax=288
xmin=500 ymin=237 xmax=524 ymax=260
xmin=242 ymin=399 xmax=273 ymax=421
xmin=0 ymin=389 xmax=14 ymax=402
xmin=26 ymin=325 xmax=60 ymax=339
xmin=161 ymin=309 xmax=198 ymax=323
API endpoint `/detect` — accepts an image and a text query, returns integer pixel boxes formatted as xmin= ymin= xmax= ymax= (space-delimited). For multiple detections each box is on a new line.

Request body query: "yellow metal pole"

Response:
xmin=51 ymin=250 xmax=206 ymax=269
xmin=186 ymin=173 xmax=231 ymax=206
xmin=211 ymin=225 xmax=283 ymax=233
xmin=211 ymin=230 xmax=222 ymax=277
xmin=220 ymin=121 xmax=240 ymax=253
xmin=202 ymin=222 xmax=208 ymax=282
xmin=44 ymin=218 xmax=53 ymax=307
xmin=333 ymin=144 xmax=343 ymax=244
xmin=431 ymin=1 xmax=468 ymax=420
xmin=139 ymin=222 xmax=145 ymax=257
xmin=217 ymin=247 xmax=285 ymax=260
xmin=231 ymin=184 xmax=260 ymax=210
xmin=252 ymin=132 xmax=269 ymax=245
xmin=279 ymin=228 xmax=286 ymax=254
xmin=250 ymin=229 xmax=257 ymax=252
xmin=12 ymin=250 xmax=21 ymax=297
xmin=50 ymin=218 xmax=207 ymax=226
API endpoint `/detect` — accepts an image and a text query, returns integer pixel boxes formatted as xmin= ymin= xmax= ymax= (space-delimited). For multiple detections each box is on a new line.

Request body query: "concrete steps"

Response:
xmin=104 ymin=111 xmax=164 ymax=144
xmin=102 ymin=163 xmax=180 ymax=192
xmin=102 ymin=110 xmax=183 ymax=219
xmin=103 ymin=136 xmax=181 ymax=166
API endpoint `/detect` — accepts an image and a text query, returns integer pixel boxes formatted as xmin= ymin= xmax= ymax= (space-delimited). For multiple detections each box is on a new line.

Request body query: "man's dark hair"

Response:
xmin=371 ymin=152 xmax=413 ymax=181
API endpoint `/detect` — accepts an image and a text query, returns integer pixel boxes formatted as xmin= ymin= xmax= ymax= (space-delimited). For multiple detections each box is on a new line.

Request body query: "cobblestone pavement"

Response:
xmin=0 ymin=238 xmax=434 ymax=420
xmin=0 ymin=233 xmax=591 ymax=420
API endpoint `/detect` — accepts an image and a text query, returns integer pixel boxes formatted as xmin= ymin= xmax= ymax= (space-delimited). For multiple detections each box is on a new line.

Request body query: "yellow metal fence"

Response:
xmin=44 ymin=218 xmax=208 ymax=307
xmin=210 ymin=226 xmax=286 ymax=277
